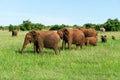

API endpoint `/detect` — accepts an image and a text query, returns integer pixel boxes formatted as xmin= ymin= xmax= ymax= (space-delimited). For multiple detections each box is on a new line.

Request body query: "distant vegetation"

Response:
xmin=0 ymin=18 xmax=120 ymax=31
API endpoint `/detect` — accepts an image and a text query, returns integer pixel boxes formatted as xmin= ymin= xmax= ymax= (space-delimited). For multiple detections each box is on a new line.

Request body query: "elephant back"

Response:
xmin=79 ymin=28 xmax=97 ymax=37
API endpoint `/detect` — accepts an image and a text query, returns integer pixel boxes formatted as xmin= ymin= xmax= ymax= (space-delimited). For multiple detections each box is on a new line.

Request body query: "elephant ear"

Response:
xmin=63 ymin=28 xmax=69 ymax=35
xmin=31 ymin=30 xmax=38 ymax=41
xmin=57 ymin=29 xmax=64 ymax=39
xmin=63 ymin=28 xmax=70 ymax=39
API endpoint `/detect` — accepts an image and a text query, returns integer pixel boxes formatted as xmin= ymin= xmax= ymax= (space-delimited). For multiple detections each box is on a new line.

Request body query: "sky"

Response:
xmin=0 ymin=0 xmax=120 ymax=26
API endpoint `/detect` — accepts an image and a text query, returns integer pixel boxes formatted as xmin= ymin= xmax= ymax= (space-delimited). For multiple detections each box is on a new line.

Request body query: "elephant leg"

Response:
xmin=21 ymin=47 xmax=26 ymax=54
xmin=37 ymin=41 xmax=44 ymax=54
xmin=21 ymin=43 xmax=28 ymax=54
xmin=36 ymin=45 xmax=39 ymax=53
xmin=34 ymin=41 xmax=39 ymax=53
xmin=68 ymin=41 xmax=72 ymax=50
xmin=76 ymin=44 xmax=80 ymax=49
xmin=39 ymin=45 xmax=43 ymax=54
xmin=62 ymin=40 xmax=66 ymax=50
xmin=34 ymin=44 xmax=37 ymax=53
xmin=35 ymin=43 xmax=39 ymax=53
xmin=80 ymin=43 xmax=84 ymax=49
xmin=54 ymin=49 xmax=59 ymax=55
xmin=86 ymin=40 xmax=89 ymax=46
xmin=55 ymin=50 xmax=59 ymax=55
xmin=38 ymin=46 xmax=43 ymax=54
xmin=34 ymin=44 xmax=39 ymax=53
xmin=53 ymin=45 xmax=59 ymax=55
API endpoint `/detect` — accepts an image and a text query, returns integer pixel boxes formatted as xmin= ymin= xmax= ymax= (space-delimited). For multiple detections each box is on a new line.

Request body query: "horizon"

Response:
xmin=0 ymin=0 xmax=120 ymax=26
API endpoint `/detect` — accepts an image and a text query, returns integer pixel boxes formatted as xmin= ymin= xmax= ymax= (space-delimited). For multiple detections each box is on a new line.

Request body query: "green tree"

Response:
xmin=49 ymin=24 xmax=68 ymax=30
xmin=104 ymin=18 xmax=120 ymax=31
xmin=22 ymin=20 xmax=32 ymax=31
xmin=83 ymin=23 xmax=97 ymax=29
xmin=8 ymin=24 xmax=14 ymax=31
xmin=31 ymin=23 xmax=44 ymax=30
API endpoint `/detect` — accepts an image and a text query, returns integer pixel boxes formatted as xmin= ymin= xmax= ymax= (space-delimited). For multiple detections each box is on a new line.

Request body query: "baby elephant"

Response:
xmin=101 ymin=35 xmax=107 ymax=42
xmin=85 ymin=37 xmax=97 ymax=46
xmin=111 ymin=35 xmax=116 ymax=40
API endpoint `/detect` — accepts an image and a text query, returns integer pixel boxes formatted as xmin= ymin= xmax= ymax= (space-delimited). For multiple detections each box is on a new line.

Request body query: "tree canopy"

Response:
xmin=1 ymin=18 xmax=120 ymax=31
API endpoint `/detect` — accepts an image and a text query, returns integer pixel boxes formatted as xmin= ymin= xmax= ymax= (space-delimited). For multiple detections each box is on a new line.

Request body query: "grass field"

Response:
xmin=0 ymin=30 xmax=120 ymax=80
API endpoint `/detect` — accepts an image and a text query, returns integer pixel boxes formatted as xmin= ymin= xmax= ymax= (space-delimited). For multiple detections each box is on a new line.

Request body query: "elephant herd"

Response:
xmin=20 ymin=28 xmax=98 ymax=55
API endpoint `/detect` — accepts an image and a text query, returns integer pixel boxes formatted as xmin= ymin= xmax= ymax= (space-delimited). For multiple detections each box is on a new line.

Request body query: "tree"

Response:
xmin=104 ymin=18 xmax=120 ymax=31
xmin=8 ymin=24 xmax=14 ymax=31
xmin=49 ymin=24 xmax=68 ymax=30
xmin=31 ymin=23 xmax=44 ymax=30
xmin=83 ymin=23 xmax=97 ymax=29
xmin=22 ymin=20 xmax=32 ymax=31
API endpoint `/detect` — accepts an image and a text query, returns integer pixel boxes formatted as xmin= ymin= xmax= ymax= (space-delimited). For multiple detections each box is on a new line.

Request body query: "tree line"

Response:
xmin=0 ymin=18 xmax=120 ymax=31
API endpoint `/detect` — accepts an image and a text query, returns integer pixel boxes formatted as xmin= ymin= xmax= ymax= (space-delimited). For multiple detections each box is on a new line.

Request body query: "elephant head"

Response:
xmin=21 ymin=30 xmax=38 ymax=53
xmin=57 ymin=29 xmax=64 ymax=39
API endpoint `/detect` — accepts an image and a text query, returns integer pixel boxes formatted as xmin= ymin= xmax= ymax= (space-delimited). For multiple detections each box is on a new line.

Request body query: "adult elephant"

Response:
xmin=12 ymin=30 xmax=18 ymax=36
xmin=21 ymin=30 xmax=60 ymax=55
xmin=78 ymin=28 xmax=97 ymax=37
xmin=57 ymin=28 xmax=85 ymax=50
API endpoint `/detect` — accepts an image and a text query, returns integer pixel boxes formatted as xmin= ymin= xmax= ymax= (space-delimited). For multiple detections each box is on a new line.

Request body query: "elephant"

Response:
xmin=112 ymin=35 xmax=116 ymax=40
xmin=78 ymin=28 xmax=97 ymax=37
xmin=100 ymin=28 xmax=106 ymax=32
xmin=57 ymin=28 xmax=85 ymax=50
xmin=101 ymin=35 xmax=107 ymax=42
xmin=21 ymin=30 xmax=40 ymax=53
xmin=85 ymin=37 xmax=97 ymax=46
xmin=12 ymin=30 xmax=18 ymax=36
xmin=21 ymin=30 xmax=60 ymax=55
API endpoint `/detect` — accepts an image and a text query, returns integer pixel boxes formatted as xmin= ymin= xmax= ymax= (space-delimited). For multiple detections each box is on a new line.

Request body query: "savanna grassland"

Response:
xmin=0 ymin=30 xmax=120 ymax=80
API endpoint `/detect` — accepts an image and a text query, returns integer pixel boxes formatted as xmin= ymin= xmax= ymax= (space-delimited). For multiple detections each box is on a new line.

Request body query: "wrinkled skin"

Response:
xmin=21 ymin=30 xmax=60 ymax=55
xmin=58 ymin=28 xmax=85 ymax=50
xmin=12 ymin=30 xmax=18 ymax=36
xmin=21 ymin=30 xmax=40 ymax=54
xmin=101 ymin=35 xmax=107 ymax=42
xmin=78 ymin=28 xmax=97 ymax=37
xmin=85 ymin=37 xmax=97 ymax=46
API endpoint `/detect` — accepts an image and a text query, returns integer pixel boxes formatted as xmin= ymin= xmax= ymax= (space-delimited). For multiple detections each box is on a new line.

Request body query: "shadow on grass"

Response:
xmin=15 ymin=49 xmax=56 ymax=55
xmin=15 ymin=50 xmax=35 ymax=54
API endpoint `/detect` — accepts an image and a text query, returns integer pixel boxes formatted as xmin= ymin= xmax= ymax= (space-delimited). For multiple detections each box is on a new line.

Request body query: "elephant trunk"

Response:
xmin=21 ymin=38 xmax=29 ymax=54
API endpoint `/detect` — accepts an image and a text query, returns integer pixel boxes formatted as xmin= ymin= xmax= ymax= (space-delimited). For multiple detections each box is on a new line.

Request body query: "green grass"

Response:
xmin=0 ymin=30 xmax=120 ymax=80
